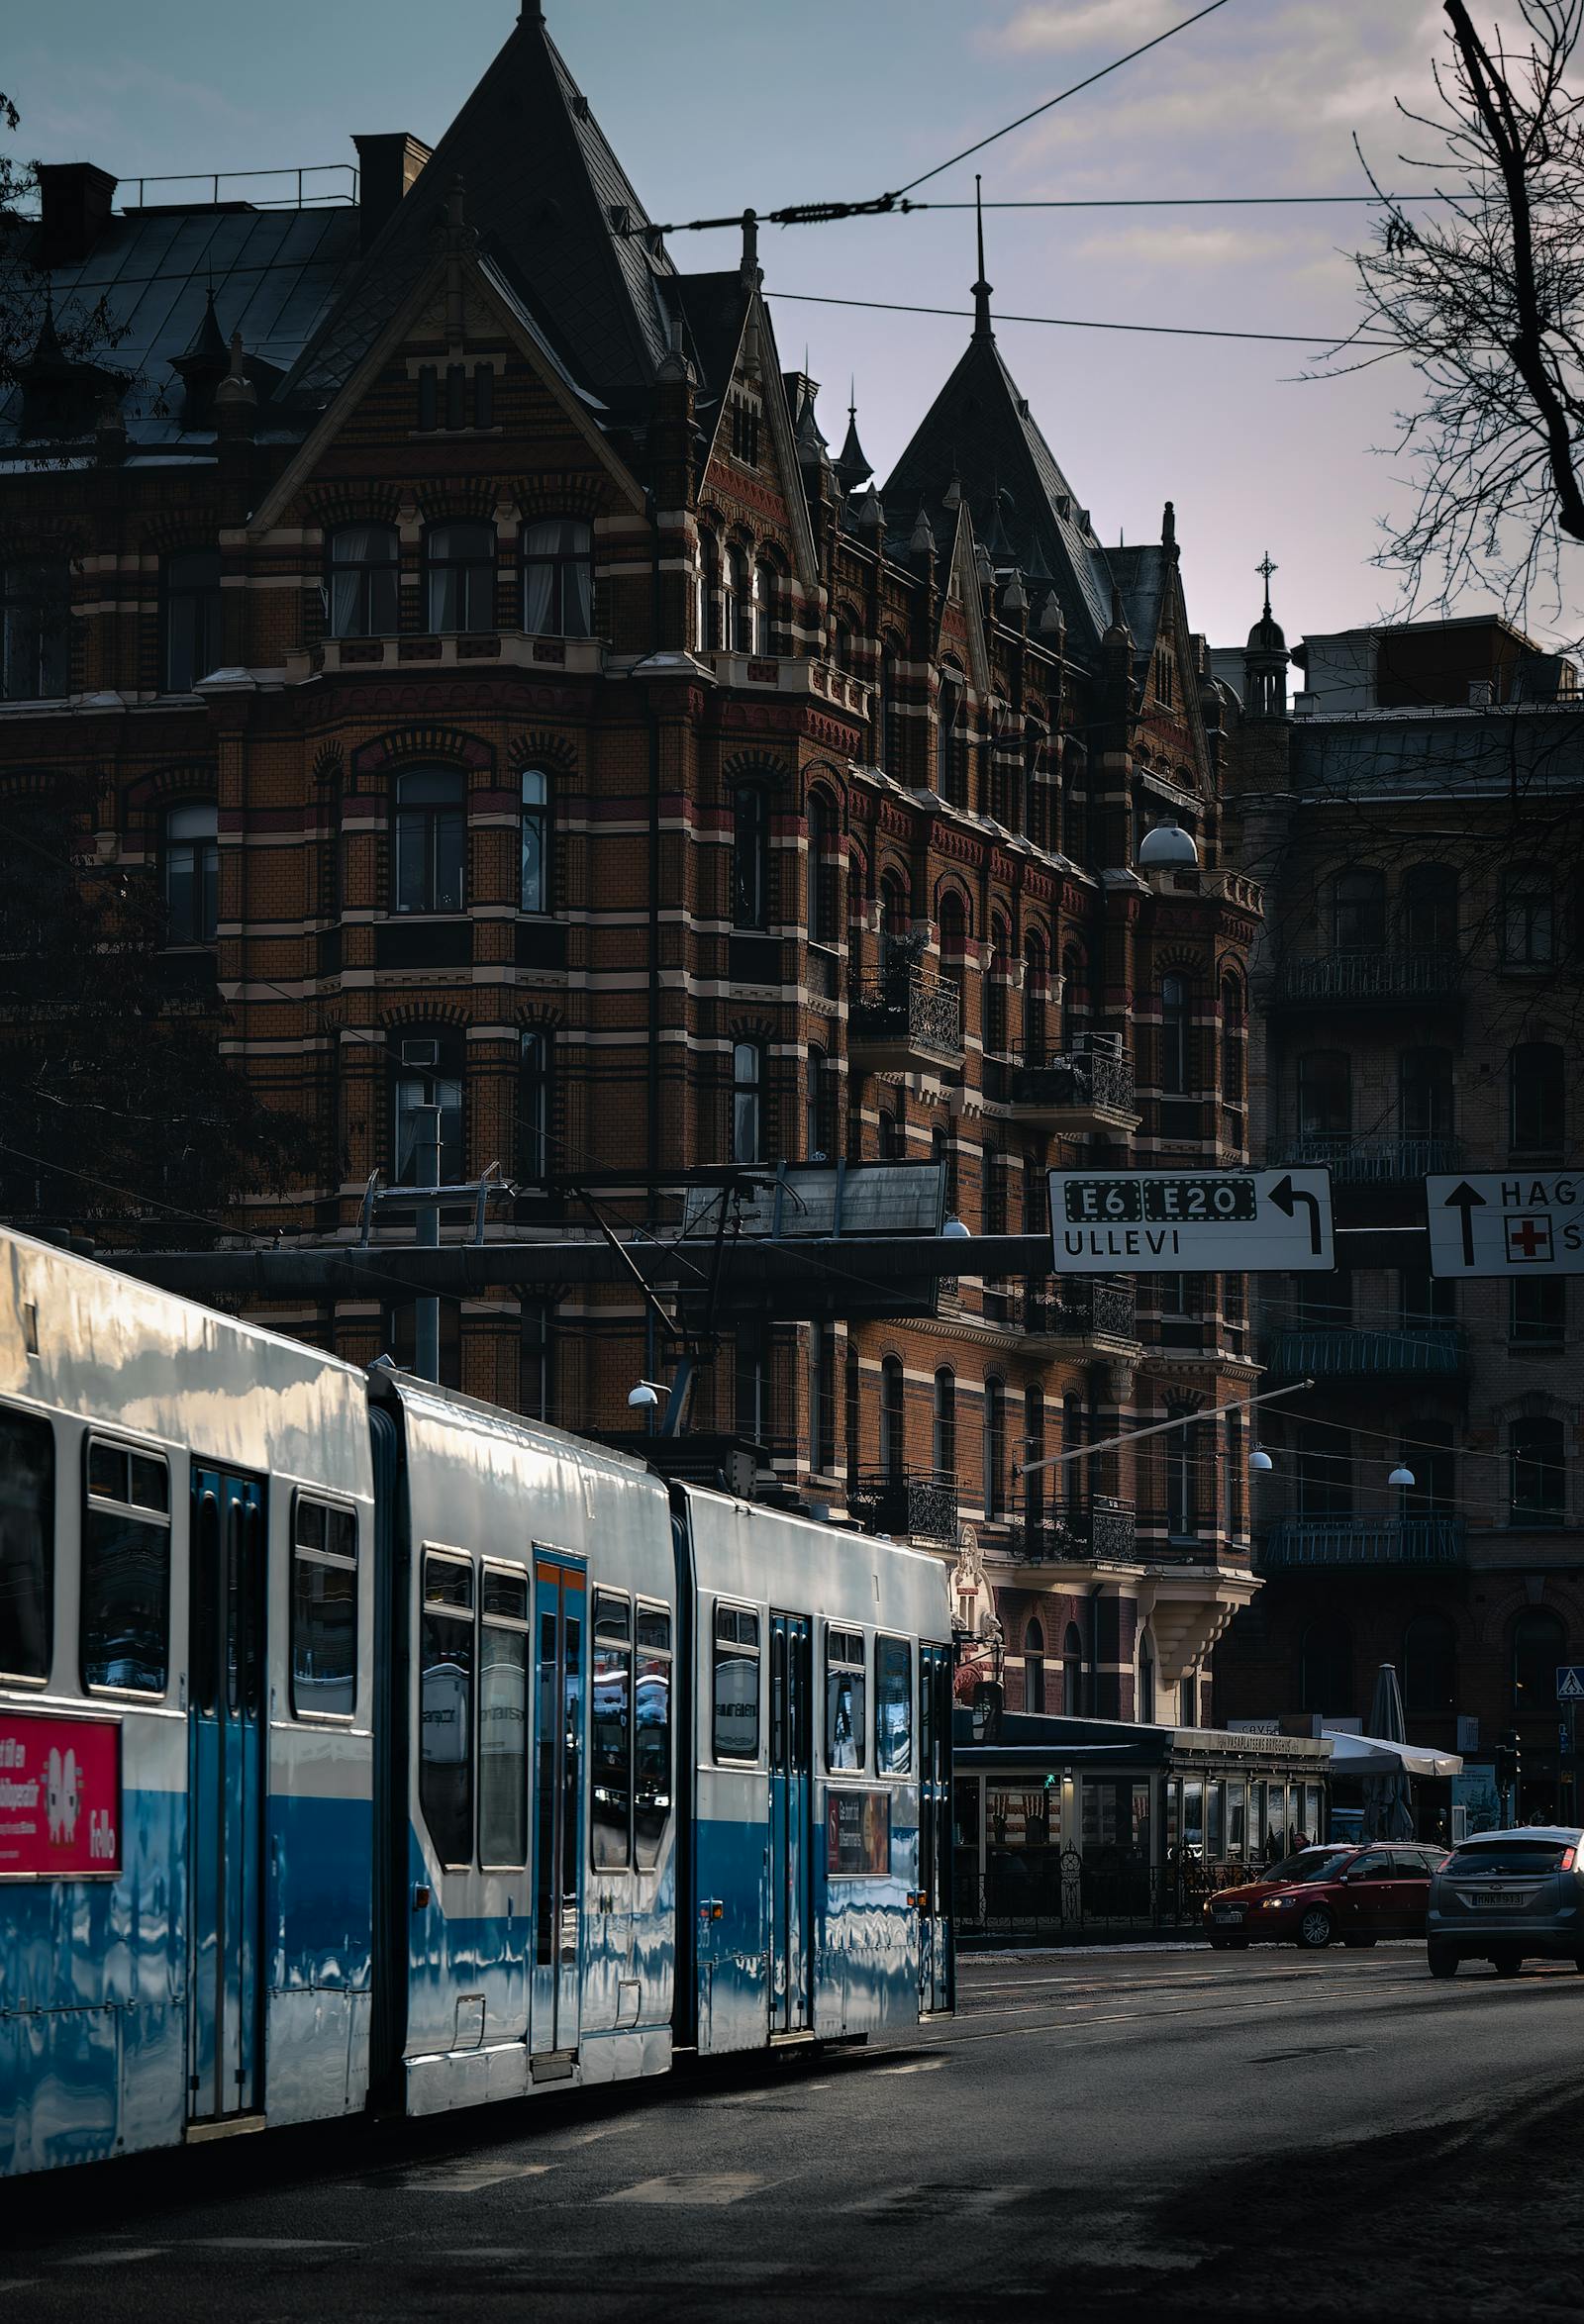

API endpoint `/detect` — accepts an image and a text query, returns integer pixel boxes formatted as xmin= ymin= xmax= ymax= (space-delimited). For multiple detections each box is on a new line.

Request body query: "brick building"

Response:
xmin=1 ymin=7 xmax=1265 ymax=1720
xmin=1216 ymin=602 xmax=1584 ymax=1818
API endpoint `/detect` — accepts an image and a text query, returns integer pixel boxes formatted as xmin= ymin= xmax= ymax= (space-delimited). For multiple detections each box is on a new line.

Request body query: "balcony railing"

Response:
xmin=1022 ymin=1278 xmax=1138 ymax=1346
xmin=1012 ymin=1049 xmax=1137 ymax=1116
xmin=848 ymin=1472 xmax=958 ymax=1546
xmin=1258 ymin=1516 xmax=1467 ymax=1569
xmin=1280 ymin=1133 xmax=1463 ymax=1183
xmin=1275 ymin=950 xmax=1463 ymax=1005
xmin=1269 ymin=1325 xmax=1468 ymax=1379
xmin=848 ymin=973 xmax=962 ymax=1068
xmin=1006 ymin=1496 xmax=1138 ymax=1565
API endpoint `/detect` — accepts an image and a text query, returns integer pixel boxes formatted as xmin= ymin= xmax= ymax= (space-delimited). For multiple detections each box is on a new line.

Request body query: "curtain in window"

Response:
xmin=522 ymin=519 xmax=592 ymax=638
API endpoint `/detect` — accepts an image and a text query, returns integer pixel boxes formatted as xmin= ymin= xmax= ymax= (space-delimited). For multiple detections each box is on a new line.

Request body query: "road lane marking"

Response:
xmin=856 ymin=2182 xmax=1038 ymax=2218
xmin=394 ymin=2162 xmax=553 ymax=2191
xmin=873 ymin=2057 xmax=948 ymax=2075
xmin=601 ymin=2174 xmax=766 ymax=2206
xmin=192 ymin=2238 xmax=360 ymax=2250
xmin=57 ymin=2249 xmax=165 ymax=2267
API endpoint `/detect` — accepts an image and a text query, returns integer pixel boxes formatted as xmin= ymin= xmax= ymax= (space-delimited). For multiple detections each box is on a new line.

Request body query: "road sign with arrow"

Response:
xmin=1426 ymin=1171 xmax=1584 ymax=1278
xmin=1048 ymin=1168 xmax=1335 ymax=1273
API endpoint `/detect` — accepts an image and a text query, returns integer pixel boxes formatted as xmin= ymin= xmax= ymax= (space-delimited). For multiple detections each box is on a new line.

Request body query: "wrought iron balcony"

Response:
xmin=1258 ymin=1516 xmax=1467 ymax=1569
xmin=1280 ymin=1133 xmax=1463 ymax=1184
xmin=1007 ymin=1048 xmax=1139 ymax=1133
xmin=1022 ymin=1278 xmax=1138 ymax=1348
xmin=1269 ymin=1325 xmax=1468 ymax=1379
xmin=1275 ymin=950 xmax=1463 ymax=1007
xmin=848 ymin=1472 xmax=958 ymax=1547
xmin=848 ymin=973 xmax=962 ymax=1074
xmin=1006 ymin=1496 xmax=1138 ymax=1565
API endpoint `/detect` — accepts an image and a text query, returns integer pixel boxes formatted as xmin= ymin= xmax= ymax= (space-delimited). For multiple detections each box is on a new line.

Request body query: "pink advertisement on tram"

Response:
xmin=0 ymin=1710 xmax=122 ymax=1878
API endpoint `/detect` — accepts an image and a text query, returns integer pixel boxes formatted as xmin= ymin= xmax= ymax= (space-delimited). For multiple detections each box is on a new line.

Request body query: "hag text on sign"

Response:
xmin=1048 ymin=1169 xmax=1335 ymax=1273
xmin=1426 ymin=1172 xmax=1584 ymax=1278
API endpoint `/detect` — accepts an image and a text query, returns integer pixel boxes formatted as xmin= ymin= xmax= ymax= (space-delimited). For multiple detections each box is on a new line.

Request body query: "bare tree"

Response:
xmin=1334 ymin=2 xmax=1584 ymax=620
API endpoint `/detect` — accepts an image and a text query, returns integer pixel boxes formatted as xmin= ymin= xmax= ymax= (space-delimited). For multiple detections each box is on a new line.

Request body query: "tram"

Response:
xmin=0 ymin=1229 xmax=954 ymax=2176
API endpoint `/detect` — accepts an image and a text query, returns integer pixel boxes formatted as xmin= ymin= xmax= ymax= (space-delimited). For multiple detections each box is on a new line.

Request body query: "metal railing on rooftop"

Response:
xmin=1280 ymin=1133 xmax=1463 ymax=1183
xmin=1258 ymin=1516 xmax=1467 ymax=1569
xmin=1276 ymin=950 xmax=1463 ymax=1004
xmin=1269 ymin=1325 xmax=1468 ymax=1379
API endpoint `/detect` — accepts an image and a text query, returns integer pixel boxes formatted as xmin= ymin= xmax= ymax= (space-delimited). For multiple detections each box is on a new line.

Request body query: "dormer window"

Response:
xmin=730 ymin=396 xmax=761 ymax=467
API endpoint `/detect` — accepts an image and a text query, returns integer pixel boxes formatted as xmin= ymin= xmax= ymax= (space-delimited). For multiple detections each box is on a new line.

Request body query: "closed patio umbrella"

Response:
xmin=1359 ymin=1663 xmax=1416 ymax=1841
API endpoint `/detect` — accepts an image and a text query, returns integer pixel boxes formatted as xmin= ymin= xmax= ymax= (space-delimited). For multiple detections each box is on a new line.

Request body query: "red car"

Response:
xmin=1203 ymin=1843 xmax=1448 ymax=1950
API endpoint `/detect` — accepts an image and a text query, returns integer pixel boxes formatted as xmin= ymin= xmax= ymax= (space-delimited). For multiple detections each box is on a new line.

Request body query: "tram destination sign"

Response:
xmin=1048 ymin=1168 xmax=1336 ymax=1273
xmin=1427 ymin=1170 xmax=1584 ymax=1278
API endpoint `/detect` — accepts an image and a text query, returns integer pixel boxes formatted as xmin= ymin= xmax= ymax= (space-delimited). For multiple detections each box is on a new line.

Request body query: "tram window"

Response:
xmin=81 ymin=1438 xmax=170 ymax=1695
xmin=635 ymin=1601 xmax=672 ymax=1869
xmin=290 ymin=1495 xmax=357 ymax=1720
xmin=591 ymin=1589 xmax=633 ymax=1870
xmin=0 ymin=1405 xmax=53 ymax=1683
xmin=479 ymin=1566 xmax=530 ymax=1868
xmin=875 ymin=1636 xmax=913 ymax=1775
xmin=420 ymin=1550 xmax=475 ymax=1867
xmin=713 ymin=1601 xmax=760 ymax=1762
xmin=827 ymin=1626 xmax=867 ymax=1773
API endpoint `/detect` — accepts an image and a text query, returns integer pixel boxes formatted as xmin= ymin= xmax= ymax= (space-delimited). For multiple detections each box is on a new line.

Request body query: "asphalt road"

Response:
xmin=7 ymin=1944 xmax=1584 ymax=2322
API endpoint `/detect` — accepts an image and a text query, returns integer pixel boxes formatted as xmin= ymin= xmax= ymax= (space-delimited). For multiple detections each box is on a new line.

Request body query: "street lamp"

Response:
xmin=1388 ymin=1462 xmax=1416 ymax=1488
xmin=942 ymin=1213 xmax=972 ymax=1240
xmin=1248 ymin=1446 xmax=1274 ymax=1474
xmin=1138 ymin=815 xmax=1199 ymax=870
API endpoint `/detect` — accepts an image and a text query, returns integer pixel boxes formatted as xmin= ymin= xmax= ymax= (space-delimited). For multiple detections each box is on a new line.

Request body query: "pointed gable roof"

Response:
xmin=287 ymin=9 xmax=674 ymax=410
xmin=883 ymin=329 xmax=1116 ymax=654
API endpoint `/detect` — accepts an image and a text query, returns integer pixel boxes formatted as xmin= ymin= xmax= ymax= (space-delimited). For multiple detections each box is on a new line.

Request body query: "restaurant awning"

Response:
xmin=1321 ymin=1729 xmax=1463 ymax=1778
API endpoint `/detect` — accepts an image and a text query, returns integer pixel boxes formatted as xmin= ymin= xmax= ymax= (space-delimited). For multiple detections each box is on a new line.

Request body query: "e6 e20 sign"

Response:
xmin=1048 ymin=1168 xmax=1335 ymax=1273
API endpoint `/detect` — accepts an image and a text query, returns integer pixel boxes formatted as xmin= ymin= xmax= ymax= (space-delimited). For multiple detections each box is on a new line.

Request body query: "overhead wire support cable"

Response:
xmin=762 ymin=288 xmax=1395 ymax=349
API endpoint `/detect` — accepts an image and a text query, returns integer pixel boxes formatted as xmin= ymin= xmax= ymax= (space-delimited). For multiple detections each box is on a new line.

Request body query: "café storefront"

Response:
xmin=953 ymin=1711 xmax=1334 ymax=1938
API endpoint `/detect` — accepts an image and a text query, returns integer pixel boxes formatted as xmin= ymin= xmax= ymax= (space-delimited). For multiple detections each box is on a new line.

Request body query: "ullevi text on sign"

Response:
xmin=1048 ymin=1168 xmax=1335 ymax=1273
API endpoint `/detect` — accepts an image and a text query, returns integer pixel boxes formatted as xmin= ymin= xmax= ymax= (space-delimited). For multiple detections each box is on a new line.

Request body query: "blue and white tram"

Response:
xmin=0 ymin=1229 xmax=953 ymax=2176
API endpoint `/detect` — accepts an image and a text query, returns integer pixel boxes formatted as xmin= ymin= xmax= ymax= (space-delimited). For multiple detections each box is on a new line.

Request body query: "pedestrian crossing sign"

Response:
xmin=1557 ymin=1667 xmax=1584 ymax=1702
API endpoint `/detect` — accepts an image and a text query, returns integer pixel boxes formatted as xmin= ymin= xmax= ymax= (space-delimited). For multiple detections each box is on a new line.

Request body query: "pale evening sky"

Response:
xmin=10 ymin=0 xmax=1556 ymax=651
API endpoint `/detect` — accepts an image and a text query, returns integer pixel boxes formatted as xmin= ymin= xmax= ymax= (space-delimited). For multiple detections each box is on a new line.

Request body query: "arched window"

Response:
xmin=1300 ymin=1620 xmax=1351 ymax=1715
xmin=880 ymin=1355 xmax=906 ymax=1482
xmin=161 ymin=549 xmax=222 ymax=690
xmin=1400 ymin=1047 xmax=1453 ymax=1138
xmin=986 ymin=918 xmax=1011 ymax=1057
xmin=879 ymin=869 xmax=912 ymax=983
xmin=1023 ymin=934 xmax=1047 ymax=1064
xmin=520 ymin=769 xmax=550 ymax=913
xmin=392 ymin=1027 xmax=464 ymax=1186
xmin=163 ymin=802 xmax=218 ymax=945
xmin=731 ymin=1040 xmax=763 ymax=1163
xmin=1502 ymin=862 xmax=1553 ymax=965
xmin=1160 ymin=974 xmax=1191 ymax=1096
xmin=880 ymin=642 xmax=904 ymax=776
xmin=1510 ymin=1415 xmax=1566 ymax=1528
xmin=833 ymin=614 xmax=854 ymax=674
xmin=1062 ymin=1623 xmax=1085 ymax=1717
xmin=517 ymin=1028 xmax=551 ymax=1183
xmin=1332 ymin=865 xmax=1385 ymax=951
xmin=522 ymin=517 xmax=593 ymax=638
xmin=425 ymin=521 xmax=496 ymax=634
xmin=732 ymin=787 xmax=769 ymax=930
xmin=937 ymin=661 xmax=966 ymax=803
xmin=938 ymin=889 xmax=968 ymax=1017
xmin=1025 ymin=1620 xmax=1046 ymax=1714
xmin=1220 ymin=976 xmax=1244 ymax=1106
xmin=1513 ymin=1607 xmax=1567 ymax=1712
xmin=755 ymin=559 xmax=783 ymax=656
xmin=699 ymin=532 xmax=721 ymax=651
xmin=394 ymin=768 xmax=465 ymax=914
xmin=725 ymin=543 xmax=749 ymax=652
xmin=1510 ymin=1042 xmax=1564 ymax=1154
xmin=1296 ymin=1050 xmax=1350 ymax=1138
xmin=933 ymin=1369 xmax=956 ymax=1480
xmin=1402 ymin=1613 xmax=1456 ymax=1719
xmin=327 ymin=524 xmax=399 ymax=638
xmin=1024 ymin=1385 xmax=1045 ymax=1527
xmin=1401 ymin=863 xmax=1458 ymax=953
xmin=1138 ymin=1632 xmax=1155 ymax=1724
xmin=983 ymin=1376 xmax=1007 ymax=1520
xmin=809 ymin=792 xmax=841 ymax=948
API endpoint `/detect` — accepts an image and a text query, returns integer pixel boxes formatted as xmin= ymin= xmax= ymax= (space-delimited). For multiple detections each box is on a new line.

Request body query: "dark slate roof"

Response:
xmin=671 ymin=269 xmax=748 ymax=412
xmin=287 ymin=12 xmax=674 ymax=410
xmin=883 ymin=325 xmax=1117 ymax=650
xmin=0 ymin=205 xmax=358 ymax=450
xmin=1107 ymin=543 xmax=1169 ymax=660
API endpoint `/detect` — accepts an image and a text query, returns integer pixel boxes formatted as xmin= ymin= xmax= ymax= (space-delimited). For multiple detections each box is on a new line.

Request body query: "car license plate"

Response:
xmin=1213 ymin=1907 xmax=1244 ymax=1923
xmin=1467 ymin=1889 xmax=1516 ymax=1908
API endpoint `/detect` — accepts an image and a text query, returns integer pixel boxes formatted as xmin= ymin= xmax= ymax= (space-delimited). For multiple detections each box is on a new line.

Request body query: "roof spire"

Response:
xmin=836 ymin=377 xmax=873 ymax=494
xmin=972 ymin=174 xmax=993 ymax=339
xmin=1257 ymin=547 xmax=1277 ymax=620
xmin=741 ymin=206 xmax=760 ymax=290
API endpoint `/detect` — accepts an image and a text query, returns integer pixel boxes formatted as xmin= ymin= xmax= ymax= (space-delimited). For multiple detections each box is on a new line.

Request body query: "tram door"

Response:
xmin=768 ymin=1612 xmax=814 ymax=2036
xmin=530 ymin=1557 xmax=586 ymax=2061
xmin=187 ymin=1468 xmax=266 ymax=2121
xmin=918 ymin=1644 xmax=954 ymax=2015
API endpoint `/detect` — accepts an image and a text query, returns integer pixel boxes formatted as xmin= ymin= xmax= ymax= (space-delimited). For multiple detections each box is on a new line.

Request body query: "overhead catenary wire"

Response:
xmin=764 ymin=288 xmax=1392 ymax=349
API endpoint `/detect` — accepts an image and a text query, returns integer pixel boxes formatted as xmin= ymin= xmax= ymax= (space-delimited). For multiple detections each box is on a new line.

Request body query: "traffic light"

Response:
xmin=1495 ymin=1728 xmax=1523 ymax=1806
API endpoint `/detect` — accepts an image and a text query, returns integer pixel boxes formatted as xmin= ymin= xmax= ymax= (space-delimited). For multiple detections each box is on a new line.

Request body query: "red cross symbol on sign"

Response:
xmin=1507 ymin=1215 xmax=1554 ymax=1264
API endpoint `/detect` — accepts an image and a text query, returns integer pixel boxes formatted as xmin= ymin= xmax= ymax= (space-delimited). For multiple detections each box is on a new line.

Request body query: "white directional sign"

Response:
xmin=1048 ymin=1168 xmax=1335 ymax=1273
xmin=1426 ymin=1170 xmax=1584 ymax=1278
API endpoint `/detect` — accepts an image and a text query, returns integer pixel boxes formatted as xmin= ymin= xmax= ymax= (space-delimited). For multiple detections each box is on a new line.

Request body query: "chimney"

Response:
xmin=36 ymin=163 xmax=118 ymax=267
xmin=352 ymin=133 xmax=433 ymax=253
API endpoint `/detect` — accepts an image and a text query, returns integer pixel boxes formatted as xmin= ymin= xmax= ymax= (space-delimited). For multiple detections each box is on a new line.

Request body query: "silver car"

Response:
xmin=1426 ymin=1825 xmax=1584 ymax=1977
